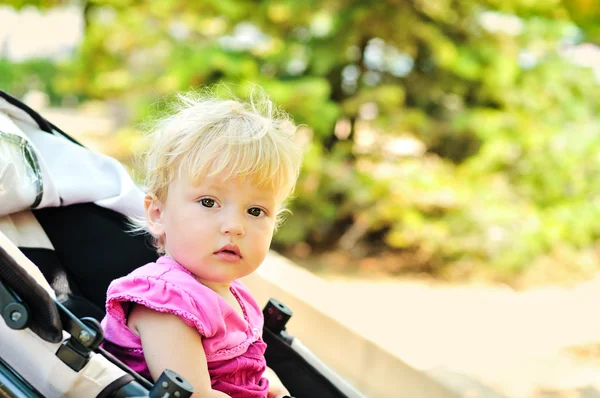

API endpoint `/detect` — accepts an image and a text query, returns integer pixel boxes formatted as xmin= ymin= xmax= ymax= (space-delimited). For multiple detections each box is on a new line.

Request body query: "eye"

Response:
xmin=247 ymin=207 xmax=264 ymax=217
xmin=200 ymin=198 xmax=216 ymax=208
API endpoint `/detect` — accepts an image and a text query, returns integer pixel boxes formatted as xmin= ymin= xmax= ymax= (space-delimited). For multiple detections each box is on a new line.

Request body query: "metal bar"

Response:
xmin=0 ymin=357 xmax=43 ymax=398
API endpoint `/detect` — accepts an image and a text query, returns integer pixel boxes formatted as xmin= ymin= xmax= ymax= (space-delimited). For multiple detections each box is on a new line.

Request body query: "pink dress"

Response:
xmin=100 ymin=256 xmax=269 ymax=398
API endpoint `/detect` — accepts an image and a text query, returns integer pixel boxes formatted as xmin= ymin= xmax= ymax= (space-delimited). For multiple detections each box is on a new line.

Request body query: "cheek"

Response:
xmin=250 ymin=239 xmax=271 ymax=265
xmin=163 ymin=213 xmax=207 ymax=244
xmin=253 ymin=223 xmax=275 ymax=250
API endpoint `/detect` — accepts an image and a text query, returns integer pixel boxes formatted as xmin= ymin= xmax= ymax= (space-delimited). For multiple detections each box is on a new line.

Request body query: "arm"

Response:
xmin=128 ymin=304 xmax=229 ymax=398
xmin=264 ymin=366 xmax=290 ymax=398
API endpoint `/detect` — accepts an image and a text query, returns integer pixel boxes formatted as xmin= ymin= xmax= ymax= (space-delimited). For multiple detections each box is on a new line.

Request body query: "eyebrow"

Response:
xmin=191 ymin=180 xmax=278 ymax=203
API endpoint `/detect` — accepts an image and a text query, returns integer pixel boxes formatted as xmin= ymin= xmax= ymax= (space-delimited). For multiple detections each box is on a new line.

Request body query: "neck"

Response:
xmin=195 ymin=277 xmax=232 ymax=296
xmin=162 ymin=253 xmax=232 ymax=295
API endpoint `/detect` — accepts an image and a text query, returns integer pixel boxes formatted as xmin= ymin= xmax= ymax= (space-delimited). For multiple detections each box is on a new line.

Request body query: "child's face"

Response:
xmin=146 ymin=171 xmax=279 ymax=287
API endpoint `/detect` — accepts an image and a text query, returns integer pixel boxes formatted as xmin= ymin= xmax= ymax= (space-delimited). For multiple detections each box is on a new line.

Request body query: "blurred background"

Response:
xmin=2 ymin=1 xmax=600 ymax=397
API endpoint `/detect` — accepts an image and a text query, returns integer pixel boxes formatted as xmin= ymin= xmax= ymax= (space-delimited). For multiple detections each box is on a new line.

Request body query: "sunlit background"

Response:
xmin=2 ymin=1 xmax=600 ymax=397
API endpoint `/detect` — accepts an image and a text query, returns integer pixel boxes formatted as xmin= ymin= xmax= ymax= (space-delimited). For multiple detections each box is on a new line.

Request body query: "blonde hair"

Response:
xmin=132 ymin=86 xmax=303 ymax=252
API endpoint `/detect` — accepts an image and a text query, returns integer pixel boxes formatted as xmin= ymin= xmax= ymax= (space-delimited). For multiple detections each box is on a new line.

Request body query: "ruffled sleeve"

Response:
xmin=105 ymin=262 xmax=218 ymax=338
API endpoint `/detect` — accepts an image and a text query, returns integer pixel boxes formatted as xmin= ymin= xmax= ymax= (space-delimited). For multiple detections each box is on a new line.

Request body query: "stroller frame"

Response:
xmin=0 ymin=89 xmax=360 ymax=398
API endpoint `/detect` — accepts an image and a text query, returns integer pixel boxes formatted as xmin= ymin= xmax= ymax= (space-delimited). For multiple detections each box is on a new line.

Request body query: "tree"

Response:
xmin=6 ymin=0 xmax=600 ymax=282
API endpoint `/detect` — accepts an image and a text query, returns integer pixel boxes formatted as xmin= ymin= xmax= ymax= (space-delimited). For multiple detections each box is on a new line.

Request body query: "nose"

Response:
xmin=220 ymin=214 xmax=245 ymax=237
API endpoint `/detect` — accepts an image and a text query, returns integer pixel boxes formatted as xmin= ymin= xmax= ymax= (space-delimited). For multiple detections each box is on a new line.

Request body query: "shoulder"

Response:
xmin=105 ymin=257 xmax=222 ymax=337
xmin=107 ymin=257 xmax=210 ymax=298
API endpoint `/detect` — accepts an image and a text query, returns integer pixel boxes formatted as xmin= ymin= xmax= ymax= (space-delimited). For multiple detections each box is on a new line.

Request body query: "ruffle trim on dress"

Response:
xmin=206 ymin=328 xmax=264 ymax=362
xmin=107 ymin=293 xmax=208 ymax=337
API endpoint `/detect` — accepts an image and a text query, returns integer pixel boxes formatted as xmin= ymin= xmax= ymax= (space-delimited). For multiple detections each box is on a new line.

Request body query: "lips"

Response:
xmin=214 ymin=244 xmax=242 ymax=262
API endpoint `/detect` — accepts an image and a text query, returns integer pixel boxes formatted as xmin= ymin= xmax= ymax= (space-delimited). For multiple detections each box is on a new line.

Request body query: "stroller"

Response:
xmin=0 ymin=90 xmax=367 ymax=398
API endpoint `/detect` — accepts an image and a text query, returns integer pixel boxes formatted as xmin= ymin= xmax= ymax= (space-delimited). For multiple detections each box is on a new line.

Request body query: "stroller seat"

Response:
xmin=0 ymin=227 xmax=147 ymax=397
xmin=0 ymin=89 xmax=358 ymax=398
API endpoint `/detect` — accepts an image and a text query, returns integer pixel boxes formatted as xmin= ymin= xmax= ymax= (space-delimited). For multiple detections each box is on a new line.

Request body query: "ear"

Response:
xmin=145 ymin=193 xmax=166 ymax=237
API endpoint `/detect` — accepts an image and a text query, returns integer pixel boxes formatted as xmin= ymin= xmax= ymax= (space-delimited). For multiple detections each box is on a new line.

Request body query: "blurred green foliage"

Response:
xmin=0 ymin=58 xmax=63 ymax=104
xmin=4 ymin=0 xmax=600 ymax=282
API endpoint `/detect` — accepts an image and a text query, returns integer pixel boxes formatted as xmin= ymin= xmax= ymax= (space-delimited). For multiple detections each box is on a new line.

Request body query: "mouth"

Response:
xmin=214 ymin=244 xmax=242 ymax=261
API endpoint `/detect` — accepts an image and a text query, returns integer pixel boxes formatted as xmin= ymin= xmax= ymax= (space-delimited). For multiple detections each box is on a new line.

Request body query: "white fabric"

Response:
xmin=0 ymin=210 xmax=54 ymax=250
xmin=0 ymin=229 xmax=54 ymax=297
xmin=0 ymin=97 xmax=144 ymax=396
xmin=0 ymin=322 xmax=127 ymax=398
xmin=0 ymin=230 xmax=128 ymax=397
xmin=0 ymin=113 xmax=39 ymax=216
xmin=0 ymin=96 xmax=144 ymax=218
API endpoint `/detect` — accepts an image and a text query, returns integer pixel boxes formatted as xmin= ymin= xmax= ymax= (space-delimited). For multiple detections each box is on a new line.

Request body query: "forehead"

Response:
xmin=172 ymin=169 xmax=281 ymax=202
